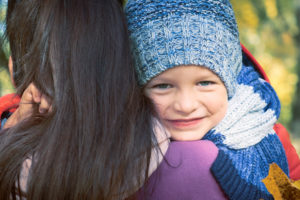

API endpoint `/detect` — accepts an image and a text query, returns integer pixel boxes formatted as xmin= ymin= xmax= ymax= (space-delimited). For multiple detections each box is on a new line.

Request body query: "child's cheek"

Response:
xmin=220 ymin=100 xmax=228 ymax=119
xmin=204 ymin=91 xmax=228 ymax=123
xmin=213 ymin=99 xmax=228 ymax=122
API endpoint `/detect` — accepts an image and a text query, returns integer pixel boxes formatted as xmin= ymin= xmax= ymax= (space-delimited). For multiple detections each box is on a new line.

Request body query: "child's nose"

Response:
xmin=173 ymin=91 xmax=199 ymax=115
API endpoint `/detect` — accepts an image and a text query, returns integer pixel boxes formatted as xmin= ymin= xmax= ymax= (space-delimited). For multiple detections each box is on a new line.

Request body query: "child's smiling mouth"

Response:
xmin=166 ymin=118 xmax=204 ymax=129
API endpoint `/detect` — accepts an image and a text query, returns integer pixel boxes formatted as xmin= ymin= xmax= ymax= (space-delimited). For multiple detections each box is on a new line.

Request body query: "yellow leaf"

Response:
xmin=262 ymin=163 xmax=300 ymax=200
xmin=294 ymin=180 xmax=300 ymax=189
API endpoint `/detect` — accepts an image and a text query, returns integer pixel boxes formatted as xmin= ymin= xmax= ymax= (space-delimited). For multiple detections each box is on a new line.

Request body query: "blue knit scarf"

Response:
xmin=203 ymin=54 xmax=289 ymax=200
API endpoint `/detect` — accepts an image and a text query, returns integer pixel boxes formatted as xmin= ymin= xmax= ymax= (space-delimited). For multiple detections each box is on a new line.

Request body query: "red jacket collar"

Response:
xmin=0 ymin=93 xmax=20 ymax=119
xmin=241 ymin=44 xmax=270 ymax=83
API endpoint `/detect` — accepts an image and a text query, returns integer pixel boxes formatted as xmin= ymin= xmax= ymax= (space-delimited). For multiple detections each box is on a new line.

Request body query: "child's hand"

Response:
xmin=3 ymin=83 xmax=52 ymax=128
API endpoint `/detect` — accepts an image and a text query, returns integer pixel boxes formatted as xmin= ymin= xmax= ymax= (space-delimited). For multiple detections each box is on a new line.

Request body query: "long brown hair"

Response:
xmin=0 ymin=0 xmax=157 ymax=199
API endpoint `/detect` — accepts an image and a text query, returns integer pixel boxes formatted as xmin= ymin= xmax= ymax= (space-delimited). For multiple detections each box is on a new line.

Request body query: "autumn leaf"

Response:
xmin=262 ymin=163 xmax=300 ymax=200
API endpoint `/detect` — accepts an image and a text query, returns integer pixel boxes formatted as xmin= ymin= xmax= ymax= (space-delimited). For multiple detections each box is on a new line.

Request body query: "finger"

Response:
xmin=29 ymin=83 xmax=42 ymax=104
xmin=39 ymin=94 xmax=51 ymax=114
xmin=20 ymin=98 xmax=36 ymax=115
xmin=20 ymin=83 xmax=41 ymax=105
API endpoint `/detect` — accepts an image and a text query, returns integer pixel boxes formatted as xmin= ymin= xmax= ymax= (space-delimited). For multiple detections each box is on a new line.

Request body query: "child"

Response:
xmin=125 ymin=0 xmax=297 ymax=199
xmin=0 ymin=0 xmax=160 ymax=199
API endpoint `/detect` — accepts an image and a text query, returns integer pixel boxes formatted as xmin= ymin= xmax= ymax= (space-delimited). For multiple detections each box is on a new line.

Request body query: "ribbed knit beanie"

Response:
xmin=125 ymin=0 xmax=242 ymax=98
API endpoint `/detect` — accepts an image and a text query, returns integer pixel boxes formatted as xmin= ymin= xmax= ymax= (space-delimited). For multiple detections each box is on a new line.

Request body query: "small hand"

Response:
xmin=3 ymin=83 xmax=52 ymax=128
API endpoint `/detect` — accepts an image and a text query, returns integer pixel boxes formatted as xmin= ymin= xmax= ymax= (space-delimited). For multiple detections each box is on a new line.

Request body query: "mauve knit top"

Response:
xmin=137 ymin=140 xmax=227 ymax=200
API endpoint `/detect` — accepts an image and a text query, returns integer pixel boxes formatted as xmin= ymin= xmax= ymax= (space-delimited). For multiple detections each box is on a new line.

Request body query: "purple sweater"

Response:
xmin=137 ymin=140 xmax=227 ymax=200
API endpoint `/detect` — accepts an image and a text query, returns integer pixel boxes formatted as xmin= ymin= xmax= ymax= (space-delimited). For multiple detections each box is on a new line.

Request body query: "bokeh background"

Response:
xmin=0 ymin=0 xmax=299 ymax=154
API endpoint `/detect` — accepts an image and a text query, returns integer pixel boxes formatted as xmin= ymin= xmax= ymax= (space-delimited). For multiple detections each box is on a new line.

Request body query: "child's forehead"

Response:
xmin=154 ymin=65 xmax=219 ymax=77
xmin=148 ymin=65 xmax=221 ymax=82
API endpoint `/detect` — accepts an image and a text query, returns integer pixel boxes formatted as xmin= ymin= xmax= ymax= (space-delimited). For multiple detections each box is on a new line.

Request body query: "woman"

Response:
xmin=0 ymin=0 xmax=161 ymax=199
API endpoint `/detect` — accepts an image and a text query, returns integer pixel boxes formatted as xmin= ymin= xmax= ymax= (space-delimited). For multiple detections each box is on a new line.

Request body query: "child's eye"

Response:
xmin=152 ymin=83 xmax=172 ymax=89
xmin=197 ymin=81 xmax=214 ymax=86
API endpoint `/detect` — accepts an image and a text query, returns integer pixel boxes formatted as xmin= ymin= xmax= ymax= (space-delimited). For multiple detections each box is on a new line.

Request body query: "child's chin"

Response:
xmin=170 ymin=131 xmax=207 ymax=141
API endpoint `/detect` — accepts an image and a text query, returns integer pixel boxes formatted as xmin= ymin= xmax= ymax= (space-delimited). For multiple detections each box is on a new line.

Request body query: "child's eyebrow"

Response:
xmin=151 ymin=76 xmax=172 ymax=82
xmin=197 ymin=73 xmax=221 ymax=80
xmin=149 ymin=74 xmax=220 ymax=86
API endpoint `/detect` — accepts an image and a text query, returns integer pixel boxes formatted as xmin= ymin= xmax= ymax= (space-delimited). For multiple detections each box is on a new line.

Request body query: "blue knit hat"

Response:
xmin=125 ymin=0 xmax=242 ymax=98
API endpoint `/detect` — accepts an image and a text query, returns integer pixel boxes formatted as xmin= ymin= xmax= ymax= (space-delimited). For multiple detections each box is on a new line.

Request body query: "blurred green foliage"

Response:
xmin=0 ymin=0 xmax=14 ymax=96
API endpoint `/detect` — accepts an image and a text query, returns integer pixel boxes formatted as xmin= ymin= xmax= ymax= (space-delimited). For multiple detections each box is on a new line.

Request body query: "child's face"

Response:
xmin=144 ymin=65 xmax=228 ymax=141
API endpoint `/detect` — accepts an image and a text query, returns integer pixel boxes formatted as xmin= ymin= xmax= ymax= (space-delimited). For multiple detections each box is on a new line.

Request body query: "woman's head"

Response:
xmin=125 ymin=0 xmax=242 ymax=99
xmin=2 ymin=0 xmax=156 ymax=199
xmin=7 ymin=0 xmax=129 ymax=102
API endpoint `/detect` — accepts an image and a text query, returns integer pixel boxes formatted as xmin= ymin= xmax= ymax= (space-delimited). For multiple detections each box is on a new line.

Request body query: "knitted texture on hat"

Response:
xmin=125 ymin=0 xmax=242 ymax=98
xmin=202 ymin=54 xmax=288 ymax=199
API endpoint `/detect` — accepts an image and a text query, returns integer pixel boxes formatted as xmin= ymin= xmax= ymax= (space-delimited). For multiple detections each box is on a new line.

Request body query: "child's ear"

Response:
xmin=8 ymin=56 xmax=16 ymax=87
